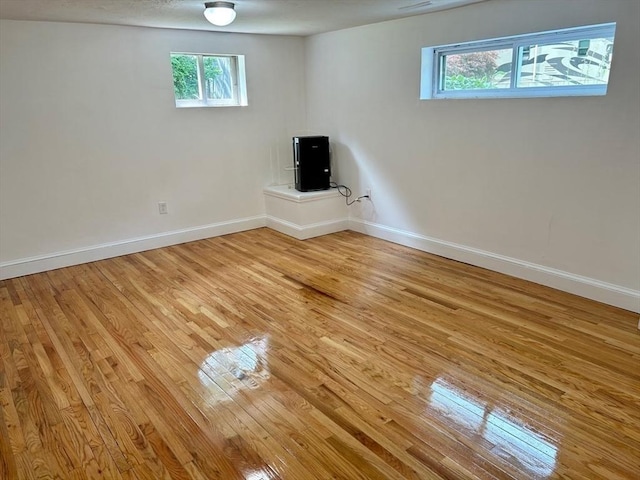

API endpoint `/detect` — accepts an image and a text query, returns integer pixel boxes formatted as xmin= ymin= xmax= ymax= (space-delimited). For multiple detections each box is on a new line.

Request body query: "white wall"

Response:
xmin=1 ymin=1 xmax=638 ymax=311
xmin=0 ymin=20 xmax=305 ymax=270
xmin=305 ymin=0 xmax=640 ymax=311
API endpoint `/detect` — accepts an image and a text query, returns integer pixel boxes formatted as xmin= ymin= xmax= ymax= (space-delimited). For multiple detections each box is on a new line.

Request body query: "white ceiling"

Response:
xmin=0 ymin=0 xmax=489 ymax=36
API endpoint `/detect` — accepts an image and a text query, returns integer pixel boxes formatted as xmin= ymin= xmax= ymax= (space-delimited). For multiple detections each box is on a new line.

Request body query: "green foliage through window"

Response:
xmin=444 ymin=75 xmax=494 ymax=90
xmin=171 ymin=54 xmax=200 ymax=100
xmin=442 ymin=50 xmax=507 ymax=91
xmin=170 ymin=52 xmax=246 ymax=107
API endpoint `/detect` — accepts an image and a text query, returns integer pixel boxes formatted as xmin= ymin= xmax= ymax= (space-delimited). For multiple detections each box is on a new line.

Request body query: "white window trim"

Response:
xmin=171 ymin=52 xmax=248 ymax=108
xmin=420 ymin=23 xmax=616 ymax=100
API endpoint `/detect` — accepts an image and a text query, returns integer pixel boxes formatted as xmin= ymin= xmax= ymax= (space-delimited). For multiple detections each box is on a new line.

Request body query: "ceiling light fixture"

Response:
xmin=203 ymin=1 xmax=237 ymax=27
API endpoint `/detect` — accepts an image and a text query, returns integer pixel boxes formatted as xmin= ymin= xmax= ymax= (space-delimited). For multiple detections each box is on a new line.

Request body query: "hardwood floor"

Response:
xmin=1 ymin=228 xmax=638 ymax=480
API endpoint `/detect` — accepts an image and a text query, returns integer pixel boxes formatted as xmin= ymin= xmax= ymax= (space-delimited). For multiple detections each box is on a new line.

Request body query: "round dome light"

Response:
xmin=203 ymin=2 xmax=236 ymax=27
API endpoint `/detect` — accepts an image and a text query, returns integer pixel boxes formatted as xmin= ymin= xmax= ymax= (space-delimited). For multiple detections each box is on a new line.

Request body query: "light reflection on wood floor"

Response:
xmin=0 ymin=228 xmax=638 ymax=479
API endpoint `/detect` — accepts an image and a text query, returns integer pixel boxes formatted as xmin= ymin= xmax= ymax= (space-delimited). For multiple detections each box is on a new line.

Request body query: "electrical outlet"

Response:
xmin=158 ymin=202 xmax=168 ymax=214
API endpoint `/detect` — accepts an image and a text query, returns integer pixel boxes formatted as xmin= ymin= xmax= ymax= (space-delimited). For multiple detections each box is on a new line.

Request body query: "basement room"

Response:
xmin=0 ymin=0 xmax=638 ymax=478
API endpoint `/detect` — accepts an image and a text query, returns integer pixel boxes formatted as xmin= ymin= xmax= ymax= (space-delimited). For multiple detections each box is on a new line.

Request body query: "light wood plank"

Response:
xmin=0 ymin=228 xmax=638 ymax=479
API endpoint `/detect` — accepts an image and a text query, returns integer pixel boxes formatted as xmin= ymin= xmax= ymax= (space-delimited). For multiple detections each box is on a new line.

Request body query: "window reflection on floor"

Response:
xmin=198 ymin=337 xmax=270 ymax=405
xmin=244 ymin=468 xmax=275 ymax=480
xmin=428 ymin=377 xmax=558 ymax=478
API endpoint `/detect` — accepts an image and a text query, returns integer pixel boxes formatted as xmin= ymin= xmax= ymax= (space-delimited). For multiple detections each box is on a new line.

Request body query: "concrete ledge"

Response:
xmin=264 ymin=184 xmax=348 ymax=240
xmin=266 ymin=216 xmax=349 ymax=240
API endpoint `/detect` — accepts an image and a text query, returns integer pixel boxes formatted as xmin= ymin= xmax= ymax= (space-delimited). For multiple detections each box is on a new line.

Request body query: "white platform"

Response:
xmin=264 ymin=184 xmax=348 ymax=240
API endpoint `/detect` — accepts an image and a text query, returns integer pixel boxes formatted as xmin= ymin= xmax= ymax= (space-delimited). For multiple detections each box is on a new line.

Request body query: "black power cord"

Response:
xmin=330 ymin=182 xmax=370 ymax=206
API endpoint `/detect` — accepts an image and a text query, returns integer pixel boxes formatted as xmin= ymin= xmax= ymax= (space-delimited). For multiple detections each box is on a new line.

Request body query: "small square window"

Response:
xmin=170 ymin=53 xmax=247 ymax=108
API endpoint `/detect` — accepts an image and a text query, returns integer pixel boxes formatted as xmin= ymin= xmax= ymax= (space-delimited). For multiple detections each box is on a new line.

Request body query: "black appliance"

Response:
xmin=293 ymin=136 xmax=330 ymax=192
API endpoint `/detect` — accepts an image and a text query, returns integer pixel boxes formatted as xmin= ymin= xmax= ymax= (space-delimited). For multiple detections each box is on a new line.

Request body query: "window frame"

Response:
xmin=420 ymin=22 xmax=616 ymax=100
xmin=170 ymin=52 xmax=248 ymax=108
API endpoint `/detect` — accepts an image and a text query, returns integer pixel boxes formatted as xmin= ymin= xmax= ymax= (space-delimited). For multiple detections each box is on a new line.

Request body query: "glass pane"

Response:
xmin=170 ymin=54 xmax=201 ymax=100
xmin=203 ymin=56 xmax=234 ymax=101
xmin=516 ymin=36 xmax=614 ymax=88
xmin=441 ymin=48 xmax=512 ymax=91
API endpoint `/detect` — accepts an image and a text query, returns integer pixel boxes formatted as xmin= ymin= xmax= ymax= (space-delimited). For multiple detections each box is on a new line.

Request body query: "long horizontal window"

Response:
xmin=170 ymin=53 xmax=248 ymax=108
xmin=420 ymin=23 xmax=616 ymax=100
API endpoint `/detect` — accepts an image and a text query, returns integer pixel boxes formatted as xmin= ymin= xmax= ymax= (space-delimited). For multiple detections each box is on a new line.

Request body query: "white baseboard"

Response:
xmin=349 ymin=218 xmax=640 ymax=313
xmin=0 ymin=215 xmax=266 ymax=280
xmin=266 ymin=216 xmax=348 ymax=240
xmin=3 ymin=214 xmax=637 ymax=314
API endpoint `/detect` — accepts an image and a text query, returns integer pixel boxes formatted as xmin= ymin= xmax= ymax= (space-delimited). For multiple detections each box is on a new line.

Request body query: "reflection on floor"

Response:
xmin=428 ymin=377 xmax=558 ymax=477
xmin=198 ymin=337 xmax=271 ymax=405
xmin=0 ymin=228 xmax=638 ymax=479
